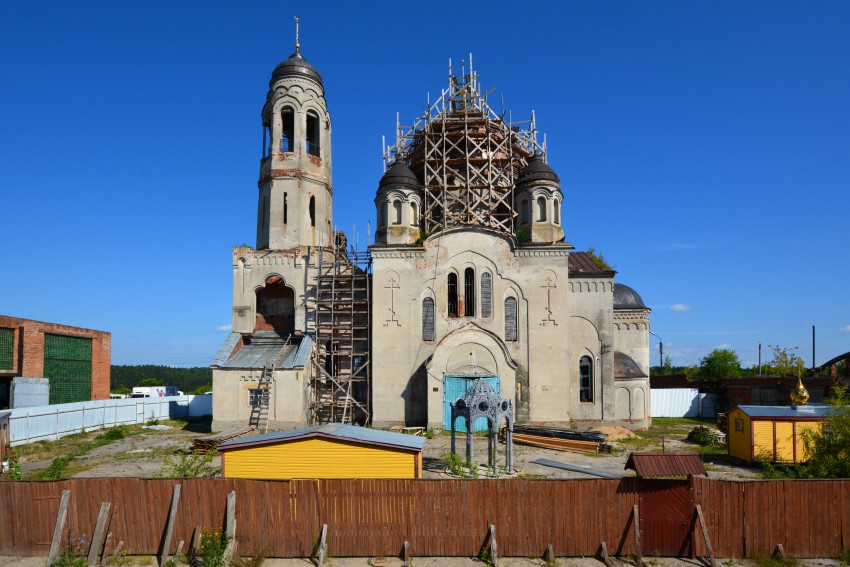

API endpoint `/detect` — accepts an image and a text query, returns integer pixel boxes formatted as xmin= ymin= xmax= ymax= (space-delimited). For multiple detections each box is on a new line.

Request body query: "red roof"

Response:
xmin=625 ymin=452 xmax=707 ymax=478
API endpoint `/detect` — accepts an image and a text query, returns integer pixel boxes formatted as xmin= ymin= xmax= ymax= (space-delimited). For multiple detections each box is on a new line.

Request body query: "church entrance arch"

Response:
xmin=444 ymin=375 xmax=499 ymax=432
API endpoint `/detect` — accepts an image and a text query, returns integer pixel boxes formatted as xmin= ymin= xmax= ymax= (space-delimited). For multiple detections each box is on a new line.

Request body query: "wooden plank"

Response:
xmin=599 ymin=541 xmax=616 ymax=567
xmin=47 ymin=489 xmax=71 ymax=565
xmin=159 ymin=483 xmax=181 ymax=567
xmin=488 ymin=524 xmax=499 ymax=567
xmin=109 ymin=541 xmax=124 ymax=563
xmin=633 ymin=505 xmax=642 ymax=567
xmin=190 ymin=525 xmax=201 ymax=555
xmin=695 ymin=505 xmax=717 ymax=567
xmin=100 ymin=531 xmax=112 ymax=566
xmin=316 ymin=523 xmax=328 ymax=567
xmin=402 ymin=540 xmax=410 ymax=567
xmin=87 ymin=502 xmax=111 ymax=567
xmin=223 ymin=490 xmax=237 ymax=565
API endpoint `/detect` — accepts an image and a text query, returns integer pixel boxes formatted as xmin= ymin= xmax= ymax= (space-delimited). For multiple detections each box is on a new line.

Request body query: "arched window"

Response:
xmin=554 ymin=199 xmax=561 ymax=225
xmin=392 ymin=200 xmax=402 ymax=225
xmin=309 ymin=196 xmax=316 ymax=227
xmin=520 ymin=199 xmax=530 ymax=224
xmin=410 ymin=202 xmax=418 ymax=226
xmin=580 ymin=356 xmax=593 ymax=402
xmin=464 ymin=268 xmax=475 ymax=317
xmin=281 ymin=107 xmax=294 ymax=152
xmin=422 ymin=298 xmax=435 ymax=341
xmin=447 ymin=273 xmax=458 ymax=318
xmin=537 ymin=196 xmax=547 ymax=222
xmin=306 ymin=111 xmax=320 ymax=157
xmin=263 ymin=124 xmax=270 ymax=157
xmin=504 ymin=297 xmax=517 ymax=341
xmin=378 ymin=201 xmax=386 ymax=227
xmin=480 ymin=272 xmax=492 ymax=318
xmin=283 ymin=193 xmax=288 ymax=224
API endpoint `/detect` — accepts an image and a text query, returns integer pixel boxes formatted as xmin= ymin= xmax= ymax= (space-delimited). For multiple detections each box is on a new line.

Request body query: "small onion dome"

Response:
xmin=271 ymin=51 xmax=323 ymax=87
xmin=378 ymin=161 xmax=419 ymax=191
xmin=518 ymin=155 xmax=560 ymax=184
xmin=613 ymin=283 xmax=647 ymax=310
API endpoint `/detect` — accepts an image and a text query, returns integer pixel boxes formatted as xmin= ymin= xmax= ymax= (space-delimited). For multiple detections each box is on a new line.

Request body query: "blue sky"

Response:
xmin=2 ymin=1 xmax=848 ymax=368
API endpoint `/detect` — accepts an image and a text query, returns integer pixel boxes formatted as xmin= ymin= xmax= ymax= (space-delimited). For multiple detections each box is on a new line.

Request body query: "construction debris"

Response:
xmin=192 ymin=427 xmax=257 ymax=454
xmin=510 ymin=425 xmax=610 ymax=454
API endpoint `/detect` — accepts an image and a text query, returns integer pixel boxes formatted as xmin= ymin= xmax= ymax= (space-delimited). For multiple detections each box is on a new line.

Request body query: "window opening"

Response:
xmin=580 ymin=356 xmax=593 ymax=402
xmin=554 ymin=199 xmax=561 ymax=225
xmin=283 ymin=193 xmax=288 ymax=224
xmin=392 ymin=200 xmax=402 ymax=225
xmin=537 ymin=196 xmax=547 ymax=222
xmin=281 ymin=107 xmax=294 ymax=152
xmin=464 ymin=268 xmax=475 ymax=317
xmin=309 ymin=196 xmax=316 ymax=227
xmin=504 ymin=297 xmax=517 ymax=341
xmin=410 ymin=202 xmax=418 ymax=226
xmin=481 ymin=273 xmax=492 ymax=318
xmin=422 ymin=298 xmax=435 ymax=341
xmin=447 ymin=273 xmax=458 ymax=318
xmin=520 ymin=199 xmax=529 ymax=224
xmin=306 ymin=111 xmax=320 ymax=157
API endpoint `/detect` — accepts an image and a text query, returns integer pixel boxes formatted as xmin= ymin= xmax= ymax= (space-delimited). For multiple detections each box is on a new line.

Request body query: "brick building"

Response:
xmin=0 ymin=316 xmax=110 ymax=409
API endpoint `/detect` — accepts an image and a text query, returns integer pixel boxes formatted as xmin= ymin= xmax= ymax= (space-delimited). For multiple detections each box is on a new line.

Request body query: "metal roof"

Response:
xmin=211 ymin=332 xmax=241 ymax=367
xmin=271 ymin=51 xmax=323 ymax=87
xmin=625 ymin=452 xmax=707 ymax=478
xmin=733 ymin=405 xmax=833 ymax=419
xmin=219 ymin=331 xmax=307 ymax=370
xmin=517 ymin=156 xmax=560 ymax=184
xmin=568 ymin=252 xmax=616 ymax=276
xmin=614 ymin=283 xmax=648 ymax=310
xmin=218 ymin=423 xmax=426 ymax=452
xmin=614 ymin=351 xmax=648 ymax=379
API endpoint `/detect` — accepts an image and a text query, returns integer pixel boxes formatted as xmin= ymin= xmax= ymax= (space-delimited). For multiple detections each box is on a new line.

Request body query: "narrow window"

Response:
xmin=504 ymin=297 xmax=517 ymax=341
xmin=464 ymin=268 xmax=475 ymax=317
xmin=481 ymin=272 xmax=492 ymax=318
xmin=309 ymin=196 xmax=316 ymax=227
xmin=447 ymin=273 xmax=458 ymax=318
xmin=392 ymin=200 xmax=402 ymax=225
xmin=262 ymin=124 xmax=269 ymax=157
xmin=378 ymin=202 xmax=386 ymax=227
xmin=410 ymin=202 xmax=418 ymax=226
xmin=520 ymin=199 xmax=529 ymax=224
xmin=580 ymin=356 xmax=593 ymax=402
xmin=422 ymin=298 xmax=435 ymax=341
xmin=281 ymin=107 xmax=294 ymax=152
xmin=306 ymin=111 xmax=320 ymax=157
xmin=554 ymin=199 xmax=561 ymax=225
xmin=283 ymin=193 xmax=288 ymax=224
xmin=537 ymin=196 xmax=547 ymax=222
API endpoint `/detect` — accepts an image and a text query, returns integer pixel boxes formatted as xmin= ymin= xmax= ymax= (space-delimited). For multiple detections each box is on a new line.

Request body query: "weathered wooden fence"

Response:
xmin=1 ymin=477 xmax=849 ymax=559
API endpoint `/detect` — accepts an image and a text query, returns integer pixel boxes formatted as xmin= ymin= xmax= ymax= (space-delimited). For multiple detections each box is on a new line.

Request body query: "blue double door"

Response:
xmin=443 ymin=374 xmax=500 ymax=432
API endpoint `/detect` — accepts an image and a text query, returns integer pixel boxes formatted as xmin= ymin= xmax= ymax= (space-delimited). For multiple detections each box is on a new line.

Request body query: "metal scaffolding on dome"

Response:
xmin=382 ymin=55 xmax=548 ymax=236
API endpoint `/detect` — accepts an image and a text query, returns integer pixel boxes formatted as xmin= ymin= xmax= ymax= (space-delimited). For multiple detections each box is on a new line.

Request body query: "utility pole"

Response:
xmin=649 ymin=331 xmax=662 ymax=370
xmin=758 ymin=342 xmax=762 ymax=376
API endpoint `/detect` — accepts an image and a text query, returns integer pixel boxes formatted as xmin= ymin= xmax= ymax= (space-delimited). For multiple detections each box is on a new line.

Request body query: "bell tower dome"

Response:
xmin=256 ymin=40 xmax=332 ymax=251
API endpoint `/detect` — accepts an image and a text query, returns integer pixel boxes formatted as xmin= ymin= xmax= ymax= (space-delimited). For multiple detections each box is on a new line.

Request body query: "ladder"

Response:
xmin=248 ymin=334 xmax=291 ymax=433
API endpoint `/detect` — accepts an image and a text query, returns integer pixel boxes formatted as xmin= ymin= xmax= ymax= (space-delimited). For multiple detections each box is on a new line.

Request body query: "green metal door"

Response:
xmin=44 ymin=334 xmax=92 ymax=404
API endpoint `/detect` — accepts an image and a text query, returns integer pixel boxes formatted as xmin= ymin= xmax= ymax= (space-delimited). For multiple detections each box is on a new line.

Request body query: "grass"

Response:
xmin=749 ymin=553 xmax=801 ymax=567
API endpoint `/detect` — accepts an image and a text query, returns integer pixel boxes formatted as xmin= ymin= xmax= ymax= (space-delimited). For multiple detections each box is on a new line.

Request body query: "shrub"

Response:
xmin=155 ymin=450 xmax=219 ymax=478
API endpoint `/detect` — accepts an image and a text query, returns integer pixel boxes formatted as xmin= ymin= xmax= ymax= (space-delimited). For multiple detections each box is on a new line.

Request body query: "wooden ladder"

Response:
xmin=248 ymin=334 xmax=291 ymax=433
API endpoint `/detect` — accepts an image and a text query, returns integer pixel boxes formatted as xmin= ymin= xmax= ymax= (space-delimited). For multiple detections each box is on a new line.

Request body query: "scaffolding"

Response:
xmin=383 ymin=56 xmax=547 ymax=236
xmin=309 ymin=233 xmax=372 ymax=425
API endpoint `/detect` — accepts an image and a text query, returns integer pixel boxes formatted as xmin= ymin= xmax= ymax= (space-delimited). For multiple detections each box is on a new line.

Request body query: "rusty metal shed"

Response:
xmin=625 ymin=452 xmax=707 ymax=478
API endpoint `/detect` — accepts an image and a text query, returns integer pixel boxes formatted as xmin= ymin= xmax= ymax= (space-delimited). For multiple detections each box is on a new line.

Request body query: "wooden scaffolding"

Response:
xmin=383 ymin=55 xmax=546 ymax=236
xmin=309 ymin=233 xmax=372 ymax=425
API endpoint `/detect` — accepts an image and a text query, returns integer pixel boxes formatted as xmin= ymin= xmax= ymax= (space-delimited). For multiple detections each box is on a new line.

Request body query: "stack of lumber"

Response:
xmin=511 ymin=425 xmax=608 ymax=454
xmin=193 ymin=426 xmax=258 ymax=453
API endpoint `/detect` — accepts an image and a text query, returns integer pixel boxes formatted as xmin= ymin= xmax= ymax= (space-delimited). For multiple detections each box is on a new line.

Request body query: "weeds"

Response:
xmin=155 ymin=450 xmax=219 ymax=478
xmin=838 ymin=547 xmax=850 ymax=567
xmin=198 ymin=529 xmax=230 ymax=567
xmin=749 ymin=553 xmax=801 ymax=567
xmin=51 ymin=532 xmax=88 ymax=567
xmin=440 ymin=452 xmax=479 ymax=479
xmin=231 ymin=549 xmax=266 ymax=567
xmin=1 ymin=445 xmax=22 ymax=480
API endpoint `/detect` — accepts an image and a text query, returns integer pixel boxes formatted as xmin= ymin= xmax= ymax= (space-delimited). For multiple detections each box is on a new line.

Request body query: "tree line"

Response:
xmin=110 ymin=365 xmax=212 ymax=394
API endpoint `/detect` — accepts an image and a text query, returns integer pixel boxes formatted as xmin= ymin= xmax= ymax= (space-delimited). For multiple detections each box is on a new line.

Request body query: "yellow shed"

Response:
xmin=726 ymin=405 xmax=827 ymax=464
xmin=218 ymin=423 xmax=425 ymax=479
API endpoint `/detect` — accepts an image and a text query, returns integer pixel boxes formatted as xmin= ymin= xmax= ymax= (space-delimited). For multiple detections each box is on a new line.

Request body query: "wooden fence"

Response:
xmin=1 ymin=477 xmax=849 ymax=559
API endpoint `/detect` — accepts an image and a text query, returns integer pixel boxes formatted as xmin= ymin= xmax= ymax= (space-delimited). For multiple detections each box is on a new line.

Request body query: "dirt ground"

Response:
xmin=17 ymin=420 xmax=761 ymax=481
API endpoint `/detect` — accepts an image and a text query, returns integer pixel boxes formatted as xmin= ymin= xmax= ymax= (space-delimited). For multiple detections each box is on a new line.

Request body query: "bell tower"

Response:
xmin=257 ymin=27 xmax=332 ymax=251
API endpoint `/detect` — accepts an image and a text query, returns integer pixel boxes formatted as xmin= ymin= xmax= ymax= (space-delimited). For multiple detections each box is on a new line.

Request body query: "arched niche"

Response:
xmin=255 ymin=275 xmax=295 ymax=332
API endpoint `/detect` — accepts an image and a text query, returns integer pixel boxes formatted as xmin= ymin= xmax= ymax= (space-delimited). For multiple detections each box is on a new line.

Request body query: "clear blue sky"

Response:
xmin=2 ymin=1 xmax=848 ymax=368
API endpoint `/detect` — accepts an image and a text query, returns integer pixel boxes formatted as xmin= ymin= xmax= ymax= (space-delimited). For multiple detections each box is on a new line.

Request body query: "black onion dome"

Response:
xmin=271 ymin=51 xmax=323 ymax=87
xmin=613 ymin=283 xmax=648 ymax=310
xmin=518 ymin=155 xmax=560 ymax=184
xmin=378 ymin=161 xmax=419 ymax=191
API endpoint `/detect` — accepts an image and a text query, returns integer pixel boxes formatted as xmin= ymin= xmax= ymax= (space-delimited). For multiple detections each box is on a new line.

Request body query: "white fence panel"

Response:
xmin=650 ymin=388 xmax=700 ymax=417
xmin=9 ymin=395 xmax=213 ymax=446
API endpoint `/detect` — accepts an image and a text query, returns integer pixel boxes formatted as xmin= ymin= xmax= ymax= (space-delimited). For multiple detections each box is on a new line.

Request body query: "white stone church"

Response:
xmin=211 ymin=47 xmax=651 ymax=432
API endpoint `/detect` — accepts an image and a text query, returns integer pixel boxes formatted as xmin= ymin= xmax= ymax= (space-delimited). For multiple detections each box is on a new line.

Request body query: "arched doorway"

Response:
xmin=255 ymin=276 xmax=294 ymax=332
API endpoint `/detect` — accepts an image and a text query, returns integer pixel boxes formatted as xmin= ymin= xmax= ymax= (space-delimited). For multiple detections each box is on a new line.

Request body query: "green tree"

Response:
xmin=765 ymin=345 xmax=801 ymax=377
xmin=798 ymin=383 xmax=850 ymax=478
xmin=699 ymin=348 xmax=741 ymax=384
xmin=111 ymin=385 xmax=132 ymax=395
xmin=137 ymin=377 xmax=165 ymax=387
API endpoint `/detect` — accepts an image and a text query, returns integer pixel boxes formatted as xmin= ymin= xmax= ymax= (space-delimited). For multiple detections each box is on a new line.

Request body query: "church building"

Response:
xmin=211 ymin=45 xmax=651 ymax=432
